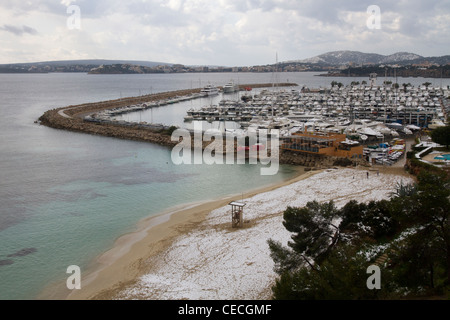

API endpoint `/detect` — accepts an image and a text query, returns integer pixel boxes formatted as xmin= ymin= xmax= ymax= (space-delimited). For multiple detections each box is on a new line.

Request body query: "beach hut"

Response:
xmin=229 ymin=201 xmax=246 ymax=228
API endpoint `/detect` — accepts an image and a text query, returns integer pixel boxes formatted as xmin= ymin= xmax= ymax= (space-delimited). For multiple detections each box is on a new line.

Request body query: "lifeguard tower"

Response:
xmin=229 ymin=201 xmax=246 ymax=228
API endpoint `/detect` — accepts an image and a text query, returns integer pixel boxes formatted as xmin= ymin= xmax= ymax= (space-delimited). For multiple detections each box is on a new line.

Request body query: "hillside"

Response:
xmin=0 ymin=59 xmax=171 ymax=73
xmin=296 ymin=50 xmax=425 ymax=66
xmin=1 ymin=51 xmax=449 ymax=75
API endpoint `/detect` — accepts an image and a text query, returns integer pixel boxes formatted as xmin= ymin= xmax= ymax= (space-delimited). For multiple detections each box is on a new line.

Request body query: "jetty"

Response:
xmin=38 ymin=82 xmax=297 ymax=148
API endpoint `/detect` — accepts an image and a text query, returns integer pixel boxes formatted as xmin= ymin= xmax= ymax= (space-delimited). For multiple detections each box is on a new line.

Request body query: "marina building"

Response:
xmin=281 ymin=131 xmax=364 ymax=159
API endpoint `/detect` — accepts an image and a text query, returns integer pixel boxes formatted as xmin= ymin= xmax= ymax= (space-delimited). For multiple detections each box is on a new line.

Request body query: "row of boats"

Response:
xmin=183 ymin=84 xmax=449 ymax=139
xmin=83 ymin=81 xmax=239 ymax=124
xmin=84 ymin=81 xmax=448 ymax=144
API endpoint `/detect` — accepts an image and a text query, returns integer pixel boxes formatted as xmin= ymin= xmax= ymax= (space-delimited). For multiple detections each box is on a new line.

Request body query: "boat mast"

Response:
xmin=271 ymin=52 xmax=279 ymax=119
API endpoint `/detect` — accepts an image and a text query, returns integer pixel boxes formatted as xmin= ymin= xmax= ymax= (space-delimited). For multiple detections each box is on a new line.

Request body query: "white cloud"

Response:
xmin=0 ymin=0 xmax=448 ymax=65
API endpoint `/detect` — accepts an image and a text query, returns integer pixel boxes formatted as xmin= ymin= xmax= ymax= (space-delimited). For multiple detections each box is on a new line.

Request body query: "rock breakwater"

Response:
xmin=38 ymin=83 xmax=294 ymax=148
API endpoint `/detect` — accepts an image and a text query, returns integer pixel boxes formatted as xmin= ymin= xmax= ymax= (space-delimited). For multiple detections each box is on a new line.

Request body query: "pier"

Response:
xmin=38 ymin=82 xmax=297 ymax=148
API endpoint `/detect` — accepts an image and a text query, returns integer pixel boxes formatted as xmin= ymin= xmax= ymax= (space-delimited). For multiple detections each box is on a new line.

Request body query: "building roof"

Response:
xmin=283 ymin=135 xmax=336 ymax=143
xmin=229 ymin=201 xmax=246 ymax=207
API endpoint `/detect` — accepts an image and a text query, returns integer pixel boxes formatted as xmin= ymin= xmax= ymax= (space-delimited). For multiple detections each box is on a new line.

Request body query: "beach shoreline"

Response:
xmin=38 ymin=165 xmax=309 ymax=300
xmin=38 ymin=163 xmax=411 ymax=300
xmin=110 ymin=165 xmax=413 ymax=300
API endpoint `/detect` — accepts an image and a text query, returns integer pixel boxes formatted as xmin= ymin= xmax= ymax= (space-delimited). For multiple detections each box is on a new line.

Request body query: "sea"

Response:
xmin=0 ymin=71 xmax=448 ymax=300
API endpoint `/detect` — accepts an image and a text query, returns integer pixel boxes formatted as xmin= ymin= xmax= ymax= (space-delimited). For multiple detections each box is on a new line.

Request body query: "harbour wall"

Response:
xmin=38 ymin=82 xmax=363 ymax=168
xmin=38 ymin=83 xmax=294 ymax=145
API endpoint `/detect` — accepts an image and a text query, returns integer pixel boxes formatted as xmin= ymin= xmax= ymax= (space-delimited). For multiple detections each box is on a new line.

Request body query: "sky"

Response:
xmin=0 ymin=0 xmax=449 ymax=66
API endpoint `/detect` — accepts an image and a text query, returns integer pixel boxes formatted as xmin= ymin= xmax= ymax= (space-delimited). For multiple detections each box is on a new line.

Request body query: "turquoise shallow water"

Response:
xmin=434 ymin=154 xmax=450 ymax=160
xmin=0 ymin=136 xmax=298 ymax=299
xmin=1 ymin=72 xmax=448 ymax=300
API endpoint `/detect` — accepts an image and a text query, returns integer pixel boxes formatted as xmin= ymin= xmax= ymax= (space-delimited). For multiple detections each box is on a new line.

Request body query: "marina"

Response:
xmin=76 ymin=76 xmax=450 ymax=168
xmin=77 ymin=75 xmax=450 ymax=170
xmin=83 ymin=77 xmax=449 ymax=148
xmin=182 ymin=82 xmax=449 ymax=139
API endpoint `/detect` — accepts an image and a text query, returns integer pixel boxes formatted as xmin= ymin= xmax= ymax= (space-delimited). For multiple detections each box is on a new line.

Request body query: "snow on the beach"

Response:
xmin=116 ymin=168 xmax=413 ymax=300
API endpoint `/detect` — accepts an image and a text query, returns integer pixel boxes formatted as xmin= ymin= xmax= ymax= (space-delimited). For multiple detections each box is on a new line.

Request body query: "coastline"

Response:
xmin=34 ymin=85 xmax=412 ymax=300
xmin=38 ymin=165 xmax=308 ymax=300
xmin=39 ymin=164 xmax=412 ymax=300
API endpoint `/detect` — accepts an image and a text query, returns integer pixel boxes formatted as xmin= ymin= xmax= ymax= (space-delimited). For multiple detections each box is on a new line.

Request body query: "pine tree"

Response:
xmin=430 ymin=125 xmax=450 ymax=149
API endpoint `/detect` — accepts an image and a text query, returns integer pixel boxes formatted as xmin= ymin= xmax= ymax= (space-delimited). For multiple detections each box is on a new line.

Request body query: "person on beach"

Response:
xmin=367 ymin=171 xmax=369 ymax=179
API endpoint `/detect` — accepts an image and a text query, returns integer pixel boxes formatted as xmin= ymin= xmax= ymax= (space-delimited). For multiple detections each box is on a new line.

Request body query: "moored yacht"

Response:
xmin=223 ymin=81 xmax=240 ymax=93
xmin=201 ymin=84 xmax=219 ymax=96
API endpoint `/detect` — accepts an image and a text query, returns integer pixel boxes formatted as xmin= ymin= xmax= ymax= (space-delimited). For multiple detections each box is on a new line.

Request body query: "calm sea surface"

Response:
xmin=0 ymin=72 xmax=448 ymax=300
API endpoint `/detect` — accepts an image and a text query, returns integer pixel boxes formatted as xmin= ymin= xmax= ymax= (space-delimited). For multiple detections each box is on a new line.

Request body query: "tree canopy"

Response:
xmin=430 ymin=125 xmax=450 ymax=149
xmin=268 ymin=171 xmax=450 ymax=299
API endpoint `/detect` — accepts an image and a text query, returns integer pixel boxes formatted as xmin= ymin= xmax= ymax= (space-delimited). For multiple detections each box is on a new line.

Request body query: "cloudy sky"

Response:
xmin=0 ymin=0 xmax=449 ymax=66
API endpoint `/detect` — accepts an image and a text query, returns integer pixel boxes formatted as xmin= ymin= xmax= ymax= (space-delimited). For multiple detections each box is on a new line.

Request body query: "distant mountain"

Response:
xmin=299 ymin=51 xmax=383 ymax=65
xmin=88 ymin=63 xmax=167 ymax=74
xmin=0 ymin=59 xmax=172 ymax=68
xmin=381 ymin=52 xmax=423 ymax=64
xmin=296 ymin=50 xmax=424 ymax=66
xmin=409 ymin=55 xmax=450 ymax=66
xmin=0 ymin=59 xmax=174 ymax=74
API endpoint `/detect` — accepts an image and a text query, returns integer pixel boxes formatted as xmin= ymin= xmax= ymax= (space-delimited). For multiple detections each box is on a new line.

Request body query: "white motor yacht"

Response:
xmin=223 ymin=81 xmax=240 ymax=93
xmin=201 ymin=84 xmax=219 ymax=96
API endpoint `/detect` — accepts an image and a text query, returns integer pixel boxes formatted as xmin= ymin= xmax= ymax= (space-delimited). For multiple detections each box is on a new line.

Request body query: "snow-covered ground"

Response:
xmin=116 ymin=168 xmax=413 ymax=300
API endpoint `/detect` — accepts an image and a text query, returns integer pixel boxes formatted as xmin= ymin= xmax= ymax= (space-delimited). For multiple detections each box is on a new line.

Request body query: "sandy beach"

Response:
xmin=38 ymin=165 xmax=307 ymax=300
xmin=37 ymin=164 xmax=414 ymax=300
